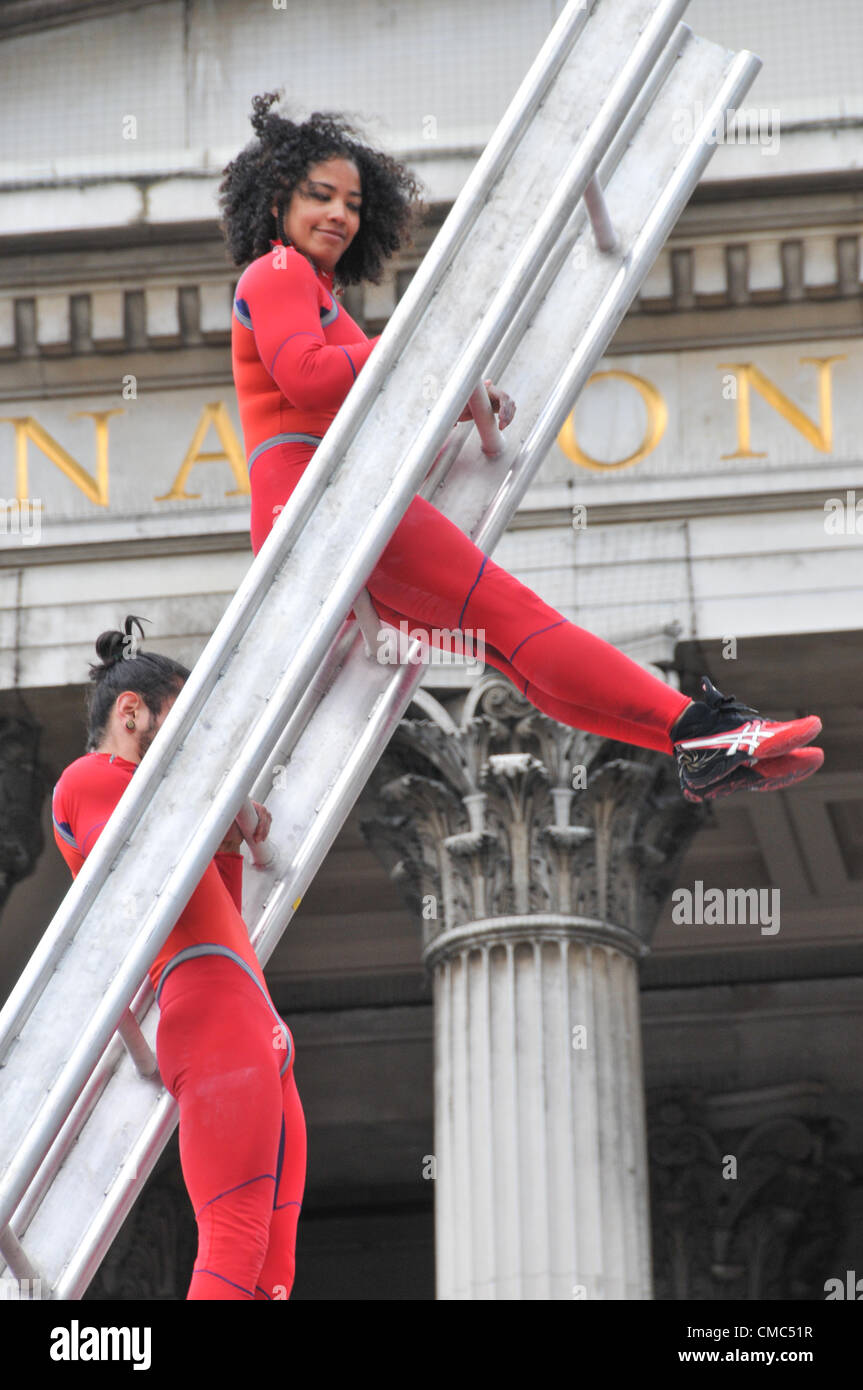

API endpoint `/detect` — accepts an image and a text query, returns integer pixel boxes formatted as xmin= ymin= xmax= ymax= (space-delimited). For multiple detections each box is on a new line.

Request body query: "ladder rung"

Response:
xmin=583 ymin=173 xmax=619 ymax=251
xmin=352 ymin=589 xmax=424 ymax=666
xmin=468 ymin=382 xmax=505 ymax=457
xmin=351 ymin=587 xmax=383 ymax=659
xmin=0 ymin=1226 xmax=44 ymax=1293
xmin=116 ymin=1011 xmax=158 ymax=1079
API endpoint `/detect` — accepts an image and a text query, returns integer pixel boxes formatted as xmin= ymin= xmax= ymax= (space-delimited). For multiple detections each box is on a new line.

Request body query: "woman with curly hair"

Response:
xmin=219 ymin=93 xmax=822 ymax=801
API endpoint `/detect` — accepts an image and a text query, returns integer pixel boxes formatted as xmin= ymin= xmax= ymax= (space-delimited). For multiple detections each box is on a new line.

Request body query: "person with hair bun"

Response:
xmin=52 ymin=617 xmax=306 ymax=1300
xmin=220 ymin=93 xmax=822 ymax=801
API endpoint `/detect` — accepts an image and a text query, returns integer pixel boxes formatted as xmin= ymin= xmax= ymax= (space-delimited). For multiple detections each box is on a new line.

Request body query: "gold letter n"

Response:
xmin=718 ymin=356 xmax=845 ymax=459
xmin=0 ymin=411 xmax=121 ymax=505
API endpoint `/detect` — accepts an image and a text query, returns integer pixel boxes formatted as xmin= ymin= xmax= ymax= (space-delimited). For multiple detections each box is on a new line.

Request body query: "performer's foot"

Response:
xmin=681 ymin=746 xmax=823 ymax=802
xmin=672 ymin=676 xmax=821 ymax=792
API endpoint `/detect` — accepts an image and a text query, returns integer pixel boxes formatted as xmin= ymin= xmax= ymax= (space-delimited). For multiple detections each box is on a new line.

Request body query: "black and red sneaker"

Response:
xmin=673 ymin=676 xmax=821 ymax=793
xmin=681 ymin=746 xmax=824 ymax=802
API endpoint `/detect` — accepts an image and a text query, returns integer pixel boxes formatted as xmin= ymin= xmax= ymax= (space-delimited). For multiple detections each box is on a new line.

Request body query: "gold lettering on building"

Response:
xmin=155 ymin=402 xmax=249 ymax=501
xmin=0 ymin=410 xmax=122 ymax=505
xmin=557 ymin=370 xmax=668 ymax=471
xmin=717 ymin=356 xmax=846 ymax=458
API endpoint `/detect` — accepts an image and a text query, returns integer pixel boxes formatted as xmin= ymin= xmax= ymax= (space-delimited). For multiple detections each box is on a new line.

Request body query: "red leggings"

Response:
xmin=156 ymin=955 xmax=306 ymax=1300
xmin=251 ymin=445 xmax=690 ymax=755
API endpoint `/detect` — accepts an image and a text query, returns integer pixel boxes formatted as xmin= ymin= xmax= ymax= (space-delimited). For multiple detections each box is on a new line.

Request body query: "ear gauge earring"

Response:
xmin=125 ymin=718 xmax=136 ymax=730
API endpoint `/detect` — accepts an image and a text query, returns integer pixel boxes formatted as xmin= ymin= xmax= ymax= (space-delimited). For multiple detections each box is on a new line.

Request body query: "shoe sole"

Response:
xmin=682 ymin=747 xmax=824 ymax=803
xmin=676 ymin=714 xmax=822 ymax=790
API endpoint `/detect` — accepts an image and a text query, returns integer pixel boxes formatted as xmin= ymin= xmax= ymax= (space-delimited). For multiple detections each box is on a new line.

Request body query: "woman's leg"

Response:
xmin=156 ymin=959 xmax=301 ymax=1301
xmin=253 ymin=1060 xmax=307 ymax=1300
xmin=370 ymin=590 xmax=679 ymax=753
xmin=252 ymin=456 xmax=689 ymax=751
xmin=250 ymin=450 xmax=310 ymax=556
xmin=366 ymin=496 xmax=690 ymax=754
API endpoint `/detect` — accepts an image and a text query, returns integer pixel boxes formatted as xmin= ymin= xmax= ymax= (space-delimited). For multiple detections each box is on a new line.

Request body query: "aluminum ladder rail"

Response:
xmin=0 ymin=0 xmax=761 ymax=1298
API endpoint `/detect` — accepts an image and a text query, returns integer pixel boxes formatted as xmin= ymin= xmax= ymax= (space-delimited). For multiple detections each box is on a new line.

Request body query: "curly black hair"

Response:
xmin=219 ymin=93 xmax=427 ymax=288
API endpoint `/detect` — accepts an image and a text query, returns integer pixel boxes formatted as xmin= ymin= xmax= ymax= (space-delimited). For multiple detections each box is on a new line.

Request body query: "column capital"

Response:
xmin=360 ymin=675 xmax=702 ymax=954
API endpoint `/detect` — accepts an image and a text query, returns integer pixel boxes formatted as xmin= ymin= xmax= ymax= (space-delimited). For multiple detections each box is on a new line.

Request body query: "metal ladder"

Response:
xmin=0 ymin=0 xmax=760 ymax=1300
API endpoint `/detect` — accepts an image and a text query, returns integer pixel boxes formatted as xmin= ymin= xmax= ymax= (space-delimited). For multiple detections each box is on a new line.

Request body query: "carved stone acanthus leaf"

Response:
xmin=647 ymin=1087 xmax=852 ymax=1301
xmin=359 ymin=677 xmax=704 ymax=946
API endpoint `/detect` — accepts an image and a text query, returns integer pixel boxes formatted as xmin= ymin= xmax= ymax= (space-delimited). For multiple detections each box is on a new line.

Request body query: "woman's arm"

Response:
xmin=241 ymin=251 xmax=379 ymax=411
xmin=214 ymin=800 xmax=271 ymax=911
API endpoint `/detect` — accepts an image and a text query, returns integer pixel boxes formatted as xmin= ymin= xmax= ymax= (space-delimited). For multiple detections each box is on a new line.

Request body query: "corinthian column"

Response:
xmin=360 ymin=677 xmax=701 ymax=1300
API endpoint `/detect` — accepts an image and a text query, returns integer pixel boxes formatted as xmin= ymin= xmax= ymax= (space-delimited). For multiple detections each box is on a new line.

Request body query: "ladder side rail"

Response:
xmin=8 ymin=1033 xmax=128 ymax=1240
xmin=0 ymin=6 xmax=687 ymax=1231
xmin=0 ymin=0 xmax=595 ymax=1063
xmin=249 ymin=631 xmax=430 ymax=958
xmin=11 ymin=637 xmax=435 ymax=1298
xmin=242 ymin=46 xmax=764 ymax=961
xmin=3 ymin=618 xmax=363 ymax=1266
xmin=338 ymin=16 xmax=691 ymax=540
xmin=5 ymin=1009 xmax=174 ymax=1298
xmin=442 ymin=22 xmax=693 ymax=492
xmin=5 ymin=964 xmax=161 ymax=1259
xmin=56 ymin=1089 xmax=179 ymax=1301
xmin=483 ymin=20 xmax=692 ymax=388
xmin=5 ymin=32 xmax=763 ymax=1301
xmin=479 ymin=46 xmax=764 ymax=548
xmin=0 ymin=0 xmax=686 ymax=1084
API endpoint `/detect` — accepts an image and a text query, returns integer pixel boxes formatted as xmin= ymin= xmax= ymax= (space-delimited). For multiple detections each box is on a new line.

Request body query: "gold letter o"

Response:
xmin=557 ymin=370 xmax=667 ymax=471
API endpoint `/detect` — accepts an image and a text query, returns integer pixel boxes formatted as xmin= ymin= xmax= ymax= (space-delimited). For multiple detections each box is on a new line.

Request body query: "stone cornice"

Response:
xmin=0 ymin=0 xmax=166 ymax=39
xmin=0 ymin=483 xmax=849 ymax=568
xmin=0 ymin=221 xmax=859 ymax=367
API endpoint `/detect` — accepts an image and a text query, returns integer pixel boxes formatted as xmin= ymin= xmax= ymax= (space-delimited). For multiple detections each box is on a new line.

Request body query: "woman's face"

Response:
xmin=279 ymin=156 xmax=362 ymax=272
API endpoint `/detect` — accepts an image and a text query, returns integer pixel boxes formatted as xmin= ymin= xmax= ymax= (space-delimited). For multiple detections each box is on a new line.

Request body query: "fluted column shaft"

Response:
xmin=359 ymin=676 xmax=703 ymax=1301
xmin=428 ymin=919 xmax=651 ymax=1300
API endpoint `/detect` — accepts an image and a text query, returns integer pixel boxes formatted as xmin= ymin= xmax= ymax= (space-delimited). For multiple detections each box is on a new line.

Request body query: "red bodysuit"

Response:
xmin=232 ymin=241 xmax=689 ymax=753
xmin=53 ymin=752 xmax=306 ymax=1301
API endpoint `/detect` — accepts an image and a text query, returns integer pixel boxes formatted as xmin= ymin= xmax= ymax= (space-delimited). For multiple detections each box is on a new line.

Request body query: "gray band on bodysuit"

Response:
xmin=247 ymin=433 xmax=323 ymax=471
xmin=156 ymin=943 xmax=293 ymax=1075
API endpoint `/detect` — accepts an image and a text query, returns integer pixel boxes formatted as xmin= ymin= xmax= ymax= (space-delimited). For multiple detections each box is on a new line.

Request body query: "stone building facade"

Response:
xmin=0 ymin=0 xmax=861 ymax=1299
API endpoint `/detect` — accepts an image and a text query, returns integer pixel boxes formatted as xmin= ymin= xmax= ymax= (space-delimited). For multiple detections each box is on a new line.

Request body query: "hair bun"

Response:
xmin=93 ymin=629 xmax=126 ymax=668
xmin=90 ymin=615 xmax=149 ymax=680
